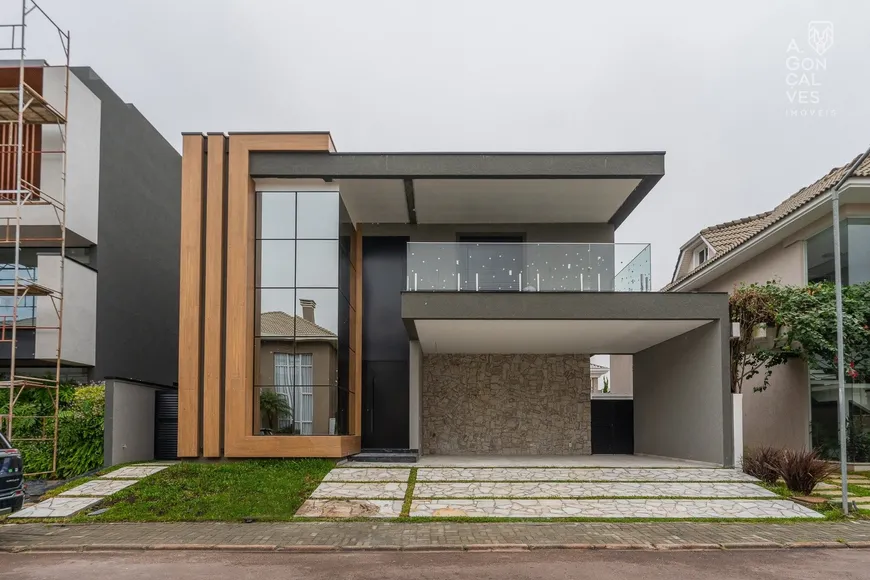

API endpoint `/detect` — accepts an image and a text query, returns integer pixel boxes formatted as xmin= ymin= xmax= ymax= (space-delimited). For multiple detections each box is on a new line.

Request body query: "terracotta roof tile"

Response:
xmin=259 ymin=311 xmax=336 ymax=339
xmin=699 ymin=212 xmax=771 ymax=253
xmin=664 ymin=151 xmax=869 ymax=291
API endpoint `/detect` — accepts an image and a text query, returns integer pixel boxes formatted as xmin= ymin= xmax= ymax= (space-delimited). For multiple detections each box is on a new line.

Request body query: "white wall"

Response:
xmin=409 ymin=340 xmax=423 ymax=451
xmin=609 ymin=354 xmax=634 ymax=396
xmin=35 ymin=255 xmax=96 ymax=366
xmin=0 ymin=68 xmax=103 ymax=242
xmin=104 ymin=379 xmax=156 ymax=466
xmin=42 ymin=66 xmax=102 ymax=244
xmin=700 ymin=240 xmax=810 ymax=450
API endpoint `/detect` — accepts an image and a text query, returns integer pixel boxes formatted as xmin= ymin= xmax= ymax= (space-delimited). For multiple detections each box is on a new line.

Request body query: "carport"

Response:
xmin=402 ymin=291 xmax=733 ymax=467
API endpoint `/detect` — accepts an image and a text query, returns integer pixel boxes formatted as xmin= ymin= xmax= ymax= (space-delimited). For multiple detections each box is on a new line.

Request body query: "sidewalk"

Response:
xmin=3 ymin=521 xmax=870 ymax=552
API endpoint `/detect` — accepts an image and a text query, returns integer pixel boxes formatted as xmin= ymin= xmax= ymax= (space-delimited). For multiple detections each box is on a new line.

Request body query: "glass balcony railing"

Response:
xmin=406 ymin=242 xmax=651 ymax=292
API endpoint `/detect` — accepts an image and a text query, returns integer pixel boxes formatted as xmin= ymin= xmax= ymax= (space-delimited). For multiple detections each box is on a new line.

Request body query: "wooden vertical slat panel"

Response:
xmin=202 ymin=134 xmax=226 ymax=457
xmin=223 ymin=132 xmax=360 ymax=457
xmin=224 ymin=136 xmax=254 ymax=449
xmin=1 ymin=124 xmax=8 ymax=195
xmin=0 ymin=124 xmax=40 ymax=199
xmin=177 ymin=134 xmax=205 ymax=457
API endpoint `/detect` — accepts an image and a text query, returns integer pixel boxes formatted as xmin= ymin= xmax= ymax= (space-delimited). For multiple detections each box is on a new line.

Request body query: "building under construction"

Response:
xmin=0 ymin=1 xmax=182 ymax=474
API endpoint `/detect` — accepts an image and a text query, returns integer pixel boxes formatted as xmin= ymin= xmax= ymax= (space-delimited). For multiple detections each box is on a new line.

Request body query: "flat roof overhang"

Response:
xmin=249 ymin=152 xmax=665 ymax=227
xmin=402 ymin=291 xmax=729 ymax=354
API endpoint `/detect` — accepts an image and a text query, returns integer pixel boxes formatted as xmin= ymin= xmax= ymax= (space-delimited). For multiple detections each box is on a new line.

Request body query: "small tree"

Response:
xmin=729 ymin=282 xmax=796 ymax=393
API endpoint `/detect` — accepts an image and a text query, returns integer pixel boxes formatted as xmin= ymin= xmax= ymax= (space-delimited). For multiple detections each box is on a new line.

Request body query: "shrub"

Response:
xmin=741 ymin=446 xmax=783 ymax=485
xmin=774 ymin=449 xmax=836 ymax=495
xmin=56 ymin=385 xmax=104 ymax=478
xmin=2 ymin=382 xmax=104 ymax=478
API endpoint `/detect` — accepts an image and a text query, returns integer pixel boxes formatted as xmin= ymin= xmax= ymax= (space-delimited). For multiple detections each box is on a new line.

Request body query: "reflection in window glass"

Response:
xmin=294 ymin=288 xmax=339 ymax=335
xmin=0 ymin=248 xmax=44 ymax=322
xmin=847 ymin=218 xmax=870 ymax=285
xmin=257 ymin=289 xmax=297 ymax=337
xmin=256 ymin=240 xmax=296 ymax=288
xmin=296 ymin=240 xmax=339 ymax=288
xmin=806 ymin=218 xmax=870 ymax=285
xmin=296 ymin=191 xmax=339 ymax=240
xmin=257 ymin=192 xmax=296 ymax=239
xmin=254 ymin=188 xmax=349 ymax=437
xmin=806 ymin=223 xmax=844 ymax=284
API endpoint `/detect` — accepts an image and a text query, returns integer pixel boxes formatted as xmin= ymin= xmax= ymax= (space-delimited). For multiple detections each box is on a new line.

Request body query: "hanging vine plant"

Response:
xmin=774 ymin=282 xmax=870 ymax=383
xmin=729 ymin=282 xmax=796 ymax=394
xmin=729 ymin=281 xmax=870 ymax=394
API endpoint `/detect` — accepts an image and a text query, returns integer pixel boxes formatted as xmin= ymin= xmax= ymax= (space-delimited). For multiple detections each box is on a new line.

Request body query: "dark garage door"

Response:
xmin=591 ymin=399 xmax=634 ymax=454
xmin=154 ymin=391 xmax=178 ymax=460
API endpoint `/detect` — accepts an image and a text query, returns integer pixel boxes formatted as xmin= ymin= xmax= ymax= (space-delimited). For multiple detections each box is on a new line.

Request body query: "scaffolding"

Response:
xmin=0 ymin=0 xmax=69 ymax=476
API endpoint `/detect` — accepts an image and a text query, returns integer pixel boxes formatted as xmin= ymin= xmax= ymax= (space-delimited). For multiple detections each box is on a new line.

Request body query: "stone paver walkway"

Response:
xmin=311 ymin=482 xmax=407 ymax=499
xmin=323 ymin=468 xmax=410 ymax=482
xmin=11 ymin=463 xmax=174 ymax=519
xmin=3 ymin=521 xmax=870 ymax=551
xmin=59 ymin=479 xmax=138 ymax=497
xmin=295 ymin=500 xmax=405 ymax=518
xmin=408 ymin=499 xmax=820 ymax=519
xmin=6 ymin=497 xmax=104 ymax=519
xmin=412 ymin=482 xmax=777 ymax=499
xmin=414 ymin=468 xmax=758 ymax=482
xmin=298 ymin=466 xmax=818 ymax=520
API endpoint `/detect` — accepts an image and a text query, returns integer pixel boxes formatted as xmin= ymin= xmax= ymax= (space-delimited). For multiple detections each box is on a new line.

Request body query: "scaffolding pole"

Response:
xmin=0 ymin=0 xmax=70 ymax=477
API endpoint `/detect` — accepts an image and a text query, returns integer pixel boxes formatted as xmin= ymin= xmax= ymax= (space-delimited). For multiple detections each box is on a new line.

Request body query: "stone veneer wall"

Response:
xmin=422 ymin=354 xmax=591 ymax=455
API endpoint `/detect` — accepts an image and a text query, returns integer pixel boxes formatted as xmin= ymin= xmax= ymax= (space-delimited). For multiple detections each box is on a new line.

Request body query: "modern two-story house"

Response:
xmin=0 ymin=62 xmax=180 ymax=387
xmin=177 ymin=132 xmax=734 ymax=466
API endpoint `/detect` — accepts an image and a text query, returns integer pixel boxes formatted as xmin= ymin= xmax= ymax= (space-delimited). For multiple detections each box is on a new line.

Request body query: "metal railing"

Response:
xmin=406 ymin=242 xmax=651 ymax=292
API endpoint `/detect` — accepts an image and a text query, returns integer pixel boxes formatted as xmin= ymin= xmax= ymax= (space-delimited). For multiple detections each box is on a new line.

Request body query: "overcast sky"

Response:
xmin=26 ymin=0 xmax=870 ymax=286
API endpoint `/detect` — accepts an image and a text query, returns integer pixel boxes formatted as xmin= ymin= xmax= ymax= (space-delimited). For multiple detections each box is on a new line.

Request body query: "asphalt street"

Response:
xmin=3 ymin=549 xmax=870 ymax=580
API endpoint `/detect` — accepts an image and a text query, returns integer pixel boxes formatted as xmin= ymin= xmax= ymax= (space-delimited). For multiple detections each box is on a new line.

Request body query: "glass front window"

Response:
xmin=0 ymin=248 xmax=43 ymax=324
xmin=253 ymin=190 xmax=350 ymax=436
xmin=807 ymin=217 xmax=870 ymax=460
xmin=806 ymin=218 xmax=870 ymax=285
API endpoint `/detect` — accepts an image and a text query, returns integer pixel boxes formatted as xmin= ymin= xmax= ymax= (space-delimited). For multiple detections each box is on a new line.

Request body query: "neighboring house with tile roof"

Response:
xmin=257 ymin=300 xmax=339 ymax=436
xmin=589 ymin=362 xmax=609 ymax=393
xmin=664 ymin=148 xmax=870 ymax=452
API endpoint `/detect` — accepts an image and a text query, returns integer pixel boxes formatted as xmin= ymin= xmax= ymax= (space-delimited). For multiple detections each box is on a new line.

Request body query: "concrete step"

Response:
xmin=351 ymin=451 xmax=417 ymax=464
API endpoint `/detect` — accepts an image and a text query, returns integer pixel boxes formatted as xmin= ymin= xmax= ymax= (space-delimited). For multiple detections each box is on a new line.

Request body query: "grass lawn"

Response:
xmin=72 ymin=459 xmax=334 ymax=522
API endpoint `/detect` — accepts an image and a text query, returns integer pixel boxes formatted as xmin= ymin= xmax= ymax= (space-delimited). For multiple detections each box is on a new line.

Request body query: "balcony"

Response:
xmin=406 ymin=242 xmax=651 ymax=292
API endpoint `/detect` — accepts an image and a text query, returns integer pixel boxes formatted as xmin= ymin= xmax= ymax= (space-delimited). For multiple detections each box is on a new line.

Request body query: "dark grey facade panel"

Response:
xmin=249 ymin=152 xmax=665 ymax=179
xmin=401 ymin=291 xmax=729 ymax=326
xmin=249 ymin=152 xmax=663 ymax=227
xmin=360 ymin=222 xmax=615 ymax=244
xmin=634 ymin=320 xmax=732 ymax=466
xmin=361 ymin=237 xmax=410 ymax=449
xmin=71 ymin=67 xmax=181 ymax=387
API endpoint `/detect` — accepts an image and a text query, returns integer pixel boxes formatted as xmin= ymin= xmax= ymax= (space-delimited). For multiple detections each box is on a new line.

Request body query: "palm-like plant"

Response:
xmin=259 ymin=390 xmax=292 ymax=432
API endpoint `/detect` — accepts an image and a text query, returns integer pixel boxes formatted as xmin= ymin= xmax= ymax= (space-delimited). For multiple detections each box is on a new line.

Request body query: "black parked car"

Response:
xmin=0 ymin=432 xmax=24 ymax=516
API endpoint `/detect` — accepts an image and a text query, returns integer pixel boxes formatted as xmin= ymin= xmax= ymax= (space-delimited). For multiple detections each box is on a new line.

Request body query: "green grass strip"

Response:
xmin=400 ymin=467 xmax=418 ymax=518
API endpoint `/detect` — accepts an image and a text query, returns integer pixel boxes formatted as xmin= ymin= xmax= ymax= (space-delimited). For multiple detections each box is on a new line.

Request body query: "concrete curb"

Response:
xmin=720 ymin=542 xmax=783 ymax=549
xmin=784 ymin=541 xmax=847 ymax=549
xmin=654 ymin=543 xmax=722 ymax=551
xmin=2 ymin=541 xmax=868 ymax=553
